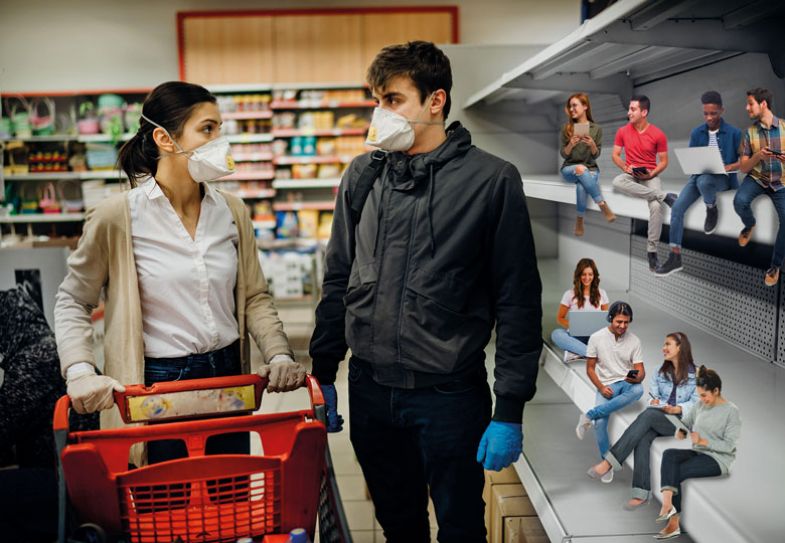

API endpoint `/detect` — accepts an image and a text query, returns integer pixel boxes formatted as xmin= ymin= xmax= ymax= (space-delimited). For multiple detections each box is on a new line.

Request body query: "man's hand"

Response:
xmin=476 ymin=421 xmax=523 ymax=471
xmin=320 ymin=384 xmax=344 ymax=432
xmin=67 ymin=372 xmax=125 ymax=414
xmin=633 ymin=168 xmax=652 ymax=181
xmin=258 ymin=356 xmax=306 ymax=392
xmin=600 ymin=385 xmax=614 ymax=399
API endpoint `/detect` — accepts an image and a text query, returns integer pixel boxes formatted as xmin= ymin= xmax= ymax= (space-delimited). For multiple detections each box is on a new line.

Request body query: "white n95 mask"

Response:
xmin=141 ymin=113 xmax=235 ymax=182
xmin=365 ymin=94 xmax=444 ymax=152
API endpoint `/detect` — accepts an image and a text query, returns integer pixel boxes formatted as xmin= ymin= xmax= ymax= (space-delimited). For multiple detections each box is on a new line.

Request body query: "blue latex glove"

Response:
xmin=321 ymin=384 xmax=344 ymax=433
xmin=476 ymin=421 xmax=523 ymax=471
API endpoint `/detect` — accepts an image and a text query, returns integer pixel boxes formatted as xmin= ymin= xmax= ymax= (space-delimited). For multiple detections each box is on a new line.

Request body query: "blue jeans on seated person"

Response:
xmin=587 ymin=380 xmax=643 ymax=459
xmin=733 ymin=176 xmax=785 ymax=268
xmin=143 ymin=340 xmax=248 ymax=464
xmin=670 ymin=173 xmax=731 ymax=247
xmin=561 ymin=165 xmax=603 ymax=216
xmin=660 ymin=449 xmax=722 ymax=513
xmin=550 ymin=328 xmax=589 ymax=358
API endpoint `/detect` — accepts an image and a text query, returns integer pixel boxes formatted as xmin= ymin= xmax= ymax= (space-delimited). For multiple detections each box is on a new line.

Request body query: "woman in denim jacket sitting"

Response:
xmin=586 ymin=332 xmax=698 ymax=509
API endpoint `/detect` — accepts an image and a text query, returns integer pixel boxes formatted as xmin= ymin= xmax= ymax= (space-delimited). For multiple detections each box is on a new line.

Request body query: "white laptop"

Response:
xmin=567 ymin=310 xmax=608 ymax=337
xmin=674 ymin=146 xmax=733 ymax=175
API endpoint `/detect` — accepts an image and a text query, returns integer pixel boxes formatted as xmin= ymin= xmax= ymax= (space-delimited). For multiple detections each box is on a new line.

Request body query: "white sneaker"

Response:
xmin=601 ymin=469 xmax=614 ymax=483
xmin=576 ymin=413 xmax=591 ymax=440
xmin=564 ymin=351 xmax=582 ymax=363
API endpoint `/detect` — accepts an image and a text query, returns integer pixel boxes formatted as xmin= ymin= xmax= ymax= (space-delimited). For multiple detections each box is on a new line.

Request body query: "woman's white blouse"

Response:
xmin=129 ymin=178 xmax=240 ymax=358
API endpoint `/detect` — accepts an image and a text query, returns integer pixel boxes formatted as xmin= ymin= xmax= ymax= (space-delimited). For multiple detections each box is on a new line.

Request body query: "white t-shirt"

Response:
xmin=560 ymin=288 xmax=609 ymax=311
xmin=586 ymin=327 xmax=643 ymax=385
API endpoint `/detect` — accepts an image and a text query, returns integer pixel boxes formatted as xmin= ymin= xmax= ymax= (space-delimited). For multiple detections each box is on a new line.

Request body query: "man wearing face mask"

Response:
xmin=55 ymin=82 xmax=303 ymax=466
xmin=309 ymin=42 xmax=543 ymax=542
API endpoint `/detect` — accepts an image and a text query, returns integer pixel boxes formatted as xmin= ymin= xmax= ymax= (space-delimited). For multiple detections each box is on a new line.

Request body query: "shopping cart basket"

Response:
xmin=54 ymin=374 xmax=352 ymax=543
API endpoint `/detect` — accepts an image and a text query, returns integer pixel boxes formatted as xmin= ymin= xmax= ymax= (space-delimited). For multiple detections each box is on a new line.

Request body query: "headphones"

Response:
xmin=607 ymin=301 xmax=633 ymax=323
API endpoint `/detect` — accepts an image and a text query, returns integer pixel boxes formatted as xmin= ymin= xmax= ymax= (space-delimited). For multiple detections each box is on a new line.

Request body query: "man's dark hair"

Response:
xmin=367 ymin=41 xmax=453 ymax=120
xmin=701 ymin=91 xmax=723 ymax=107
xmin=630 ymin=94 xmax=651 ymax=114
xmin=747 ymin=88 xmax=773 ymax=110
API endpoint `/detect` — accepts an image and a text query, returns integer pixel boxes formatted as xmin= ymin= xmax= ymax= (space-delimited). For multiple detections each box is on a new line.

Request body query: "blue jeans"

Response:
xmin=606 ymin=408 xmax=677 ymax=500
xmin=733 ymin=176 xmax=785 ymax=268
xmin=660 ymin=449 xmax=722 ymax=512
xmin=670 ymin=174 xmax=731 ymax=248
xmin=561 ymin=165 xmax=603 ymax=216
xmin=550 ymin=328 xmax=589 ymax=357
xmin=143 ymin=341 xmax=248 ymax=464
xmin=348 ymin=357 xmax=492 ymax=543
xmin=587 ymin=380 xmax=643 ymax=459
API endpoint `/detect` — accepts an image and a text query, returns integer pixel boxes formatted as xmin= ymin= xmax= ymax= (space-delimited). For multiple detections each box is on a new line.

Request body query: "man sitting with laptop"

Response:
xmin=656 ymin=91 xmax=742 ymax=276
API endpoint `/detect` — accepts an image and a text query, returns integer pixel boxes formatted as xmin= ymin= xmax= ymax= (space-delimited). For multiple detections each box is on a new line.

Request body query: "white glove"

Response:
xmin=66 ymin=363 xmax=125 ymax=414
xmin=257 ymin=355 xmax=306 ymax=392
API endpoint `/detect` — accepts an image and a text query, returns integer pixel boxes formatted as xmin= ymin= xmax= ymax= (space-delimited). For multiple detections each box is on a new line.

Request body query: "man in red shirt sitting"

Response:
xmin=612 ymin=95 xmax=677 ymax=271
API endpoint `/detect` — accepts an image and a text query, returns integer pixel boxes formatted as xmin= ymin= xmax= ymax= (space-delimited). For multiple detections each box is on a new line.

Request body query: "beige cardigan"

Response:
xmin=55 ymin=189 xmax=293 ymax=438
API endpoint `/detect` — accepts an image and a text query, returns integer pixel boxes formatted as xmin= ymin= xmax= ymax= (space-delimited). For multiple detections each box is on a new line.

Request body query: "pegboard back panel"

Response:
xmin=630 ymin=237 xmax=778 ymax=362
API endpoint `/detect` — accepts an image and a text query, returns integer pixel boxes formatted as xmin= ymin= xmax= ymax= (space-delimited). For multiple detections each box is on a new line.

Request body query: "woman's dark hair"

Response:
xmin=366 ymin=41 xmax=453 ymax=120
xmin=696 ymin=365 xmax=722 ymax=392
xmin=572 ymin=258 xmax=601 ymax=309
xmin=659 ymin=332 xmax=695 ymax=385
xmin=118 ymin=81 xmax=216 ymax=186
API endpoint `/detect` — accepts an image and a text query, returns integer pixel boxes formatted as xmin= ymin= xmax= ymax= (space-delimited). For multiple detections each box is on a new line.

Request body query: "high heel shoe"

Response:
xmin=655 ymin=505 xmax=677 ymax=523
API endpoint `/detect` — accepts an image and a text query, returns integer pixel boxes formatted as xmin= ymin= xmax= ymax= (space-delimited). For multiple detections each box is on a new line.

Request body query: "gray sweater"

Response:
xmin=682 ymin=400 xmax=741 ymax=474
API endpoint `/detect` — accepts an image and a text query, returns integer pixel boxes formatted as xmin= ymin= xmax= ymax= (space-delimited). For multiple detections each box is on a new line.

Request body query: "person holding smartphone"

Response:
xmin=559 ymin=93 xmax=616 ymax=236
xmin=575 ymin=301 xmax=644 ymax=482
xmin=586 ymin=332 xmax=698 ymax=509
xmin=611 ymin=96 xmax=678 ymax=271
xmin=654 ymin=366 xmax=741 ymax=540
xmin=732 ymin=87 xmax=785 ymax=286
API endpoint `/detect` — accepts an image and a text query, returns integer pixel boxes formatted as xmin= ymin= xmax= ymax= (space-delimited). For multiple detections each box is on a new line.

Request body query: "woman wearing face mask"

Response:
xmin=54 ymin=81 xmax=304 ymax=464
xmin=586 ymin=332 xmax=698 ymax=505
xmin=560 ymin=93 xmax=615 ymax=236
xmin=653 ymin=366 xmax=740 ymax=540
xmin=550 ymin=258 xmax=609 ymax=362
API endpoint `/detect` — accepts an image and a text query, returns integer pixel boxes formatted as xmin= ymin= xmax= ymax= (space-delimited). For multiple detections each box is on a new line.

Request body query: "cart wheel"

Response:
xmin=69 ymin=523 xmax=107 ymax=543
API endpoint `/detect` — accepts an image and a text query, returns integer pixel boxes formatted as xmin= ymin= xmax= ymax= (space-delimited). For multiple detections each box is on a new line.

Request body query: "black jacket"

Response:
xmin=309 ymin=122 xmax=542 ymax=422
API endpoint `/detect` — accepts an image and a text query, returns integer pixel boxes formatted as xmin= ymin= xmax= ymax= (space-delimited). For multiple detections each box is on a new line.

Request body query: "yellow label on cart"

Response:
xmin=127 ymin=385 xmax=257 ymax=422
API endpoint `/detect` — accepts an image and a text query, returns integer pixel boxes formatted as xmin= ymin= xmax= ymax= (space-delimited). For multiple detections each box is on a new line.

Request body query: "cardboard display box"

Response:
xmin=504 ymin=516 xmax=548 ymax=543
xmin=491 ymin=484 xmax=537 ymax=543
xmin=484 ymin=466 xmax=522 ymax=540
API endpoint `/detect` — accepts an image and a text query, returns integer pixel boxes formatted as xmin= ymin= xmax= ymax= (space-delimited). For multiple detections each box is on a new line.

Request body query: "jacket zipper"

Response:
xmin=396 ymin=192 xmax=421 ymax=364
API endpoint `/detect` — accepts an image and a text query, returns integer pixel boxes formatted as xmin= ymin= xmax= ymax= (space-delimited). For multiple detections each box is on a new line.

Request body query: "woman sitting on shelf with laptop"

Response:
xmin=586 ymin=332 xmax=698 ymax=508
xmin=550 ymin=258 xmax=609 ymax=362
xmin=559 ymin=92 xmax=616 ymax=236
xmin=653 ymin=365 xmax=740 ymax=540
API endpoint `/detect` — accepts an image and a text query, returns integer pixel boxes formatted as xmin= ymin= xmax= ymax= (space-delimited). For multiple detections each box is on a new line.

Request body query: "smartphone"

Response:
xmin=766 ymin=147 xmax=784 ymax=156
xmin=626 ymin=369 xmax=639 ymax=379
xmin=631 ymin=166 xmax=648 ymax=176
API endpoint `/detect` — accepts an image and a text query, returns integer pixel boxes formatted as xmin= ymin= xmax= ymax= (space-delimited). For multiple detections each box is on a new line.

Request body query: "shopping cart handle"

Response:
xmin=305 ymin=374 xmax=325 ymax=409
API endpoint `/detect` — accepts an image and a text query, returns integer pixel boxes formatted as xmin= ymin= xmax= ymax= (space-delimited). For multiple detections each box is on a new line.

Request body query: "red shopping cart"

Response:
xmin=54 ymin=374 xmax=352 ymax=543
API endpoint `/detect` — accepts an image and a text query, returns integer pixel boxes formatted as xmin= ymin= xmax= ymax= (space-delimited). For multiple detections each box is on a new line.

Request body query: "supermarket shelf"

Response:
xmin=233 ymin=189 xmax=276 ymax=199
xmin=2 ymin=133 xmax=135 ymax=143
xmin=272 ymin=178 xmax=341 ymax=189
xmin=207 ymin=84 xmax=272 ymax=93
xmin=258 ymin=237 xmax=322 ymax=250
xmin=252 ymin=220 xmax=277 ymax=229
xmin=0 ymin=213 xmax=85 ymax=223
xmin=224 ymin=171 xmax=275 ymax=181
xmin=270 ymin=100 xmax=376 ymax=110
xmin=226 ymin=134 xmax=274 ymax=143
xmin=232 ymin=154 xmax=274 ymax=162
xmin=273 ymin=201 xmax=334 ymax=212
xmin=271 ymin=128 xmax=367 ymax=138
xmin=4 ymin=170 xmax=127 ymax=181
xmin=273 ymin=155 xmax=352 ymax=166
xmin=221 ymin=110 xmax=273 ymax=120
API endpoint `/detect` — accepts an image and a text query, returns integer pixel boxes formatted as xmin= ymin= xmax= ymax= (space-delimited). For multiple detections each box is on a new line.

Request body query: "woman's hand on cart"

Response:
xmin=66 ymin=363 xmax=126 ymax=414
xmin=258 ymin=355 xmax=307 ymax=392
